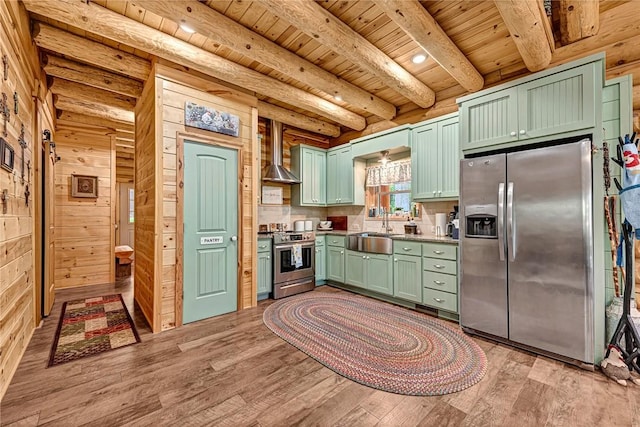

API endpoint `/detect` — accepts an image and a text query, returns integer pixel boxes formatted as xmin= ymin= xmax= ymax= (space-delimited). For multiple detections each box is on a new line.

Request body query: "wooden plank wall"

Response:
xmin=53 ymin=128 xmax=115 ymax=289
xmin=134 ymin=72 xmax=159 ymax=332
xmin=0 ymin=1 xmax=40 ymax=400
xmin=156 ymin=64 xmax=258 ymax=330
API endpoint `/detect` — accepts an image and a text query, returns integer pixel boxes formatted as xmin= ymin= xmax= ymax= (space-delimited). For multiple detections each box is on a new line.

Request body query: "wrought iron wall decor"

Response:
xmin=0 ymin=93 xmax=9 ymax=137
xmin=19 ymin=123 xmax=27 ymax=184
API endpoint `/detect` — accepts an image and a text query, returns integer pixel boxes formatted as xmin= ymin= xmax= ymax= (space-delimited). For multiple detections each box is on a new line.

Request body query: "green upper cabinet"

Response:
xmin=459 ymin=57 xmax=602 ymax=153
xmin=291 ymin=145 xmax=326 ymax=206
xmin=411 ymin=114 xmax=459 ymax=201
xmin=350 ymin=125 xmax=411 ymax=158
xmin=326 ymin=145 xmax=365 ymax=206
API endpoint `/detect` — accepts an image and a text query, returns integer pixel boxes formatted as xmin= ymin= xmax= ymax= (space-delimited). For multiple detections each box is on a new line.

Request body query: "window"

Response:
xmin=128 ymin=188 xmax=135 ymax=223
xmin=365 ymin=160 xmax=418 ymax=219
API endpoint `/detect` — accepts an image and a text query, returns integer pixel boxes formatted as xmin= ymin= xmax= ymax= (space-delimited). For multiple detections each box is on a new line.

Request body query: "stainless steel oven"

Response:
xmin=272 ymin=231 xmax=315 ymax=299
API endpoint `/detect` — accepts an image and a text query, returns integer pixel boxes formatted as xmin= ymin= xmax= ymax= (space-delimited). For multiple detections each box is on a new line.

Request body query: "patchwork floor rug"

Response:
xmin=48 ymin=294 xmax=140 ymax=367
xmin=263 ymin=292 xmax=487 ymax=395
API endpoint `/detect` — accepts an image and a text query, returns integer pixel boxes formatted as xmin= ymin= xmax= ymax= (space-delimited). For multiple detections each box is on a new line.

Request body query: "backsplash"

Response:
xmin=258 ymin=200 xmax=458 ymax=236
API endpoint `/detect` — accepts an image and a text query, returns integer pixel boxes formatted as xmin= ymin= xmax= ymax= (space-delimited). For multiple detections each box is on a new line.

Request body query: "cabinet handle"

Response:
xmin=433 ymin=191 xmax=436 ymax=195
xmin=340 ymin=251 xmax=344 ymax=254
xmin=259 ymin=245 xmax=268 ymax=249
xmin=434 ymin=264 xmax=445 ymax=269
xmin=316 ymin=249 xmax=319 ymax=253
xmin=433 ymin=250 xmax=444 ymax=254
xmin=366 ymin=256 xmax=370 ymax=260
xmin=433 ymin=297 xmax=445 ymax=303
xmin=403 ymin=247 xmax=412 ymax=251
xmin=267 ymin=256 xmax=270 ymax=260
xmin=332 ymin=240 xmax=338 ymax=243
xmin=433 ymin=280 xmax=445 ymax=285
xmin=394 ymin=259 xmax=398 ymax=262
xmin=438 ymin=190 xmax=442 ymax=194
xmin=519 ymin=129 xmax=526 ymax=135
xmin=510 ymin=131 xmax=517 ymax=137
xmin=362 ymin=255 xmax=367 ymax=259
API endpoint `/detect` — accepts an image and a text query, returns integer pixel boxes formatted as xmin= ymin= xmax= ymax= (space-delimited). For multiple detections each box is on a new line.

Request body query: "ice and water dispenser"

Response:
xmin=464 ymin=204 xmax=497 ymax=238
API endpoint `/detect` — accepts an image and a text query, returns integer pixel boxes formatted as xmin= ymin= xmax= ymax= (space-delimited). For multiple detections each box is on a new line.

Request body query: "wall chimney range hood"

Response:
xmin=262 ymin=119 xmax=300 ymax=184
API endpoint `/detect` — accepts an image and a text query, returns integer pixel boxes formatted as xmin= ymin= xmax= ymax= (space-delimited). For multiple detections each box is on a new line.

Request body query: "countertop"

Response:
xmin=258 ymin=230 xmax=459 ymax=245
xmin=314 ymin=230 xmax=459 ymax=244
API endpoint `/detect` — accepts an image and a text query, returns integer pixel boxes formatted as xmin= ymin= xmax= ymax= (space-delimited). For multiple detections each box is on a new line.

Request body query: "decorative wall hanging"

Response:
xmin=13 ymin=91 xmax=18 ymax=114
xmin=0 ymin=137 xmax=14 ymax=172
xmin=2 ymin=54 xmax=7 ymax=81
xmin=184 ymin=101 xmax=240 ymax=137
xmin=24 ymin=184 xmax=29 ymax=207
xmin=71 ymin=174 xmax=98 ymax=198
xmin=0 ymin=93 xmax=9 ymax=137
xmin=262 ymin=185 xmax=283 ymax=205
xmin=19 ymin=123 xmax=26 ymax=184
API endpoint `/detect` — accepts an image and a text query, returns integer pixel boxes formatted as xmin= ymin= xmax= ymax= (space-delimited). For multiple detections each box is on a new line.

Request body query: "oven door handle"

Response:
xmin=275 ymin=242 xmax=315 ymax=250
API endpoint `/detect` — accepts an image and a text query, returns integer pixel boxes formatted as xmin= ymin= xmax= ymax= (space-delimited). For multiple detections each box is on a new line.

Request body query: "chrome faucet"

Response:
xmin=382 ymin=208 xmax=393 ymax=233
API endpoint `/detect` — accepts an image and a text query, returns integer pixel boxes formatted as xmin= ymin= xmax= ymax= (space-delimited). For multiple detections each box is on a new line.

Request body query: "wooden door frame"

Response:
xmin=175 ymin=132 xmax=244 ymax=328
xmin=32 ymin=97 xmax=42 ymax=326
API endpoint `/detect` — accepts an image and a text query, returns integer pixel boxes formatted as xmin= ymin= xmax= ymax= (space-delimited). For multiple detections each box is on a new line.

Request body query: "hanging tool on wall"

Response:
xmin=13 ymin=91 xmax=18 ymax=115
xmin=0 ymin=93 xmax=9 ymax=137
xmin=24 ymin=184 xmax=29 ymax=207
xmin=19 ymin=123 xmax=27 ymax=185
xmin=2 ymin=54 xmax=7 ymax=81
xmin=1 ymin=189 xmax=7 ymax=214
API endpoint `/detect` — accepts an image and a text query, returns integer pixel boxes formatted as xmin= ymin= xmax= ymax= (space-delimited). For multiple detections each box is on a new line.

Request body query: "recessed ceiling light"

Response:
xmin=412 ymin=53 xmax=427 ymax=64
xmin=180 ymin=23 xmax=196 ymax=34
xmin=334 ymin=94 xmax=343 ymax=101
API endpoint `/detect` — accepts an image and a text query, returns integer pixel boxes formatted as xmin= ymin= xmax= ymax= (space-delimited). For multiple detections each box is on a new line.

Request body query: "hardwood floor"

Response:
xmin=1 ymin=282 xmax=639 ymax=426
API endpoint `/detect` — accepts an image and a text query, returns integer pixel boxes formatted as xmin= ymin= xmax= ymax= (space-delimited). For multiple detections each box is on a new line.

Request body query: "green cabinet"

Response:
xmin=315 ymin=235 xmax=326 ymax=283
xmin=326 ymin=236 xmax=346 ymax=283
xmin=393 ymin=254 xmax=422 ymax=303
xmin=344 ymin=251 xmax=393 ymax=295
xmin=257 ymin=238 xmax=272 ymax=300
xmin=327 ymin=246 xmax=345 ymax=283
xmin=345 ymin=250 xmax=367 ymax=288
xmin=367 ymin=253 xmax=393 ymax=295
xmin=350 ymin=125 xmax=411 ymax=158
xmin=291 ymin=145 xmax=326 ymax=206
xmin=411 ymin=114 xmax=459 ymax=200
xmin=422 ymin=243 xmax=458 ymax=313
xmin=326 ymin=146 xmax=365 ymax=206
xmin=459 ymin=60 xmax=600 ymax=153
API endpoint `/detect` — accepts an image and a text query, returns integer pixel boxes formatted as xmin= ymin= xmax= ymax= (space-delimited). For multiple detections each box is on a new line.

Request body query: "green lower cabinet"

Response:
xmin=423 ymin=288 xmax=457 ymax=313
xmin=393 ymin=254 xmax=422 ymax=303
xmin=367 ymin=254 xmax=393 ymax=296
xmin=315 ymin=236 xmax=326 ymax=283
xmin=345 ymin=251 xmax=393 ymax=295
xmin=257 ymin=251 xmax=272 ymax=300
xmin=345 ymin=250 xmax=367 ymax=288
xmin=327 ymin=246 xmax=345 ymax=283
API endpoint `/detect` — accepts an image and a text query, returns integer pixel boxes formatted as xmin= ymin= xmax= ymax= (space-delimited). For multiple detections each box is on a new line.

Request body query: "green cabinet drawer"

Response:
xmin=423 ymin=271 xmax=457 ymax=294
xmin=422 ymin=257 xmax=457 ymax=275
xmin=315 ymin=235 xmax=326 ymax=246
xmin=393 ymin=240 xmax=422 ymax=256
xmin=423 ymin=288 xmax=457 ymax=313
xmin=326 ymin=235 xmax=346 ymax=247
xmin=422 ymin=243 xmax=456 ymax=261
xmin=257 ymin=238 xmax=271 ymax=253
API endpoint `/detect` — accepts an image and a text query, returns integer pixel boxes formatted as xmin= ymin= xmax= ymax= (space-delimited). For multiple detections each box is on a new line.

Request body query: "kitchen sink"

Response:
xmin=346 ymin=232 xmax=394 ymax=255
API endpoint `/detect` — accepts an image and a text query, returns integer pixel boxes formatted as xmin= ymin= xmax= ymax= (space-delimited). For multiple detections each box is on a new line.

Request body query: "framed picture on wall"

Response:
xmin=71 ymin=174 xmax=98 ymax=198
xmin=0 ymin=137 xmax=14 ymax=172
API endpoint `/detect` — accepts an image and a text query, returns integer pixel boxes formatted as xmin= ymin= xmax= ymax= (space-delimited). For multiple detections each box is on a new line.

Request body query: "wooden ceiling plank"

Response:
xmin=493 ymin=0 xmax=552 ymax=72
xmin=559 ymin=0 xmax=599 ymax=45
xmin=50 ymin=77 xmax=136 ymax=111
xmin=24 ymin=0 xmax=367 ymax=130
xmin=257 ymin=0 xmax=435 ymax=108
xmin=131 ymin=0 xmax=395 ymax=120
xmin=57 ymin=111 xmax=134 ymax=132
xmin=43 ymin=55 xmax=143 ymax=98
xmin=32 ymin=22 xmax=150 ymax=80
xmin=55 ymin=95 xmax=135 ymax=123
xmin=374 ymin=0 xmax=483 ymax=92
xmin=258 ymin=101 xmax=340 ymax=137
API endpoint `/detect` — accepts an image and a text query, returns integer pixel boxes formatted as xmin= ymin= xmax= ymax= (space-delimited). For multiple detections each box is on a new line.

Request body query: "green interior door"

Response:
xmin=183 ymin=141 xmax=238 ymax=324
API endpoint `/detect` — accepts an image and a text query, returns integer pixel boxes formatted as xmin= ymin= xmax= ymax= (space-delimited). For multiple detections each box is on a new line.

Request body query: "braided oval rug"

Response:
xmin=263 ymin=292 xmax=487 ymax=396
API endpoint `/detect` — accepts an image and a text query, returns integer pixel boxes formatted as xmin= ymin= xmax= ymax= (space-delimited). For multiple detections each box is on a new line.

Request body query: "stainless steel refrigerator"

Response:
xmin=459 ymin=139 xmax=594 ymax=364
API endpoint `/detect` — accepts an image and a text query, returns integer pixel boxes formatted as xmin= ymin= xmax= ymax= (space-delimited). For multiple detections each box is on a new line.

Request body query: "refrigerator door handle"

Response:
xmin=507 ymin=182 xmax=516 ymax=261
xmin=498 ymin=182 xmax=505 ymax=261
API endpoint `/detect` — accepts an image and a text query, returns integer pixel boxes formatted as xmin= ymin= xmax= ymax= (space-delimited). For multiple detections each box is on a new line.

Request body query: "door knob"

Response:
xmin=230 ymin=236 xmax=238 ymax=241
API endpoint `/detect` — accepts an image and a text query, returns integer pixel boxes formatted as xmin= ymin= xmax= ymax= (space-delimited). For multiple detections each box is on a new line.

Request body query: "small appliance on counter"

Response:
xmin=293 ymin=220 xmax=305 ymax=232
xmin=318 ymin=220 xmax=332 ymax=230
xmin=305 ymin=220 xmax=313 ymax=231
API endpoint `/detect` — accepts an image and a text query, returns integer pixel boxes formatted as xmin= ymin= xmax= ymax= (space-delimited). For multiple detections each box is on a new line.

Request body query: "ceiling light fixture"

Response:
xmin=412 ymin=53 xmax=427 ymax=64
xmin=334 ymin=94 xmax=343 ymax=101
xmin=180 ymin=23 xmax=196 ymax=34
xmin=379 ymin=150 xmax=390 ymax=166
